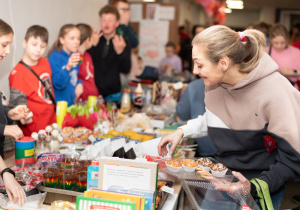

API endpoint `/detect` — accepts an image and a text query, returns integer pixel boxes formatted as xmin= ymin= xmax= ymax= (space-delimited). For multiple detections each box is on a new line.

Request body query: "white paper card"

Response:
xmin=130 ymin=4 xmax=142 ymax=22
xmin=158 ymin=6 xmax=175 ymax=20
xmin=102 ymin=164 xmax=151 ymax=190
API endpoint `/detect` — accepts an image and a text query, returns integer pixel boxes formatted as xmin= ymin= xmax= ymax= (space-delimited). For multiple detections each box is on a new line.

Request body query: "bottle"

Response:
xmin=145 ymin=89 xmax=152 ymax=105
xmin=134 ymin=83 xmax=144 ymax=109
xmin=121 ymin=89 xmax=131 ymax=109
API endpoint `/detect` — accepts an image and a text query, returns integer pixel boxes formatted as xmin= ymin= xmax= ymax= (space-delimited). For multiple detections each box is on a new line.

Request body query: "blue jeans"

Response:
xmin=255 ymin=185 xmax=286 ymax=210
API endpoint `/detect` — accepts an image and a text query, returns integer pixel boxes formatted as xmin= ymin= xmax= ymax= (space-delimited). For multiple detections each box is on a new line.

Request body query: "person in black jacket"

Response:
xmin=88 ymin=5 xmax=131 ymax=98
xmin=0 ymin=18 xmax=29 ymax=207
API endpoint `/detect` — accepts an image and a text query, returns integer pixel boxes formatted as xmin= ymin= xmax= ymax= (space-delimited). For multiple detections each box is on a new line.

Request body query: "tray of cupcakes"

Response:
xmin=156 ymin=157 xmax=234 ymax=182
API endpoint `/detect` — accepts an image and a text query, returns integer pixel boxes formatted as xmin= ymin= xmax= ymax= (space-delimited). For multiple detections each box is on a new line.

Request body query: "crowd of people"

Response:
xmin=0 ymin=0 xmax=300 ymax=208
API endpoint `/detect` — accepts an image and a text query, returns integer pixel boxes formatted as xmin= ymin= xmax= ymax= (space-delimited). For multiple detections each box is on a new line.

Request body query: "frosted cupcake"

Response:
xmin=210 ymin=163 xmax=228 ymax=177
xmin=166 ymin=160 xmax=182 ymax=173
xmin=197 ymin=158 xmax=213 ymax=171
xmin=181 ymin=159 xmax=198 ymax=172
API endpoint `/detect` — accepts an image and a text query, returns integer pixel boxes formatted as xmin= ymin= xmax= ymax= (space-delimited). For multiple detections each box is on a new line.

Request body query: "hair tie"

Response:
xmin=238 ymin=31 xmax=247 ymax=42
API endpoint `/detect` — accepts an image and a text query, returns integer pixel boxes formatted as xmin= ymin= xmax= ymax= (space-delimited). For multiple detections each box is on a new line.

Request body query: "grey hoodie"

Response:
xmin=181 ymin=52 xmax=300 ymax=193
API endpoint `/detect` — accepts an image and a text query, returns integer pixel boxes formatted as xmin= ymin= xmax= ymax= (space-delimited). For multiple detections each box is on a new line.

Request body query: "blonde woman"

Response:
xmin=158 ymin=25 xmax=300 ymax=209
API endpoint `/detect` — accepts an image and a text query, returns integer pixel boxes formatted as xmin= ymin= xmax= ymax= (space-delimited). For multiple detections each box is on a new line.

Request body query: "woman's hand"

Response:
xmin=4 ymin=125 xmax=23 ymax=140
xmin=66 ymin=53 xmax=80 ymax=71
xmin=158 ymin=128 xmax=184 ymax=156
xmin=211 ymin=171 xmax=251 ymax=198
xmin=7 ymin=105 xmax=29 ymax=121
xmin=75 ymin=83 xmax=84 ymax=100
xmin=3 ymin=172 xmax=26 ymax=206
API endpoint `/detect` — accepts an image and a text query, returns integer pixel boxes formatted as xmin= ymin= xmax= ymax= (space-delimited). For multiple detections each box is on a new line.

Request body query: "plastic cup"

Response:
xmin=43 ymin=171 xmax=59 ymax=188
xmin=87 ymin=96 xmax=97 ymax=109
xmin=77 ymin=171 xmax=87 ymax=192
xmin=56 ymin=101 xmax=68 ymax=128
xmin=62 ymin=154 xmax=79 ymax=169
xmin=60 ymin=171 xmax=77 ymax=191
xmin=78 ymin=155 xmax=93 ymax=170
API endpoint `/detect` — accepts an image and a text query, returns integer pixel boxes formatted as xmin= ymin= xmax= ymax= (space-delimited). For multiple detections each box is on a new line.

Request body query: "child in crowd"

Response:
xmin=76 ymin=23 xmax=100 ymax=101
xmin=112 ymin=0 xmax=139 ymax=49
xmin=112 ymin=0 xmax=140 ymax=87
xmin=9 ymin=25 xmax=56 ymax=136
xmin=265 ymin=24 xmax=300 ymax=90
xmin=158 ymin=41 xmax=182 ymax=82
xmin=88 ymin=5 xmax=131 ymax=98
xmin=0 ymin=18 xmax=27 ymax=206
xmin=48 ymin=24 xmax=83 ymax=106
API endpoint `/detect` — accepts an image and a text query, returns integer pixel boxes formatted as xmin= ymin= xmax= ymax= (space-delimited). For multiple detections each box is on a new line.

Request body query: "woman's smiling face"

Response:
xmin=0 ymin=33 xmax=13 ymax=62
xmin=192 ymin=45 xmax=224 ymax=86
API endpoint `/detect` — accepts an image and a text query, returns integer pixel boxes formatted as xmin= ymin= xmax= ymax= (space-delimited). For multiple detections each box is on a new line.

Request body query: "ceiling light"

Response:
xmin=224 ymin=8 xmax=232 ymax=13
xmin=226 ymin=0 xmax=244 ymax=9
xmin=143 ymin=0 xmax=155 ymax=2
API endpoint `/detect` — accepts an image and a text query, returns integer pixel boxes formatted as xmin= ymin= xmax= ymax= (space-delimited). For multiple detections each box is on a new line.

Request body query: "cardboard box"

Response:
xmin=150 ymin=114 xmax=174 ymax=129
xmin=36 ymin=182 xmax=83 ymax=204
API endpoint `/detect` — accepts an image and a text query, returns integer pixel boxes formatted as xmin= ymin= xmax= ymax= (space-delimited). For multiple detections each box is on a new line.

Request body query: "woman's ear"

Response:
xmin=219 ymin=56 xmax=230 ymax=72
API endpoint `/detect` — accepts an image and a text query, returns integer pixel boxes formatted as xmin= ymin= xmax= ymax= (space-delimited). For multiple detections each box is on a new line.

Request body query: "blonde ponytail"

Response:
xmin=192 ymin=25 xmax=266 ymax=73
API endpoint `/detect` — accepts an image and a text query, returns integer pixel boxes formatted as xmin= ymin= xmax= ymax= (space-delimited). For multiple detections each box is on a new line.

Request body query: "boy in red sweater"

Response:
xmin=9 ymin=25 xmax=56 ymax=136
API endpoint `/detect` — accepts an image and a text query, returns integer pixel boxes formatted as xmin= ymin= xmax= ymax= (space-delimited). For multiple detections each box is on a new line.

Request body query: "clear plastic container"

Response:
xmin=182 ymin=180 xmax=260 ymax=210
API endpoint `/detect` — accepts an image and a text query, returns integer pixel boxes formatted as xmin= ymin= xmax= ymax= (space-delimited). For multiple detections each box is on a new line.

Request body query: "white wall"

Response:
xmin=225 ymin=9 xmax=260 ymax=29
xmin=0 ymin=0 xmax=108 ymax=99
xmin=178 ymin=0 xmax=205 ymax=28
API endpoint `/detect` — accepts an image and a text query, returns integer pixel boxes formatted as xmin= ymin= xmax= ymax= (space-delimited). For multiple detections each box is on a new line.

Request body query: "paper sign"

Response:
xmin=130 ymin=4 xmax=142 ymax=22
xmin=158 ymin=6 xmax=175 ymax=20
xmin=139 ymin=20 xmax=169 ymax=67
xmin=102 ymin=164 xmax=151 ymax=190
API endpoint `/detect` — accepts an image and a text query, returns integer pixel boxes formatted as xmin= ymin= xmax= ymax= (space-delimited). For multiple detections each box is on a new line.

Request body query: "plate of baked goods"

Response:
xmin=157 ymin=157 xmax=233 ymax=182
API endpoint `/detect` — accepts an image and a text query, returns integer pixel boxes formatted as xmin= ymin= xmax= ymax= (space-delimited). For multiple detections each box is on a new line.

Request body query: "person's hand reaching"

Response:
xmin=3 ymin=172 xmax=26 ymax=206
xmin=4 ymin=125 xmax=23 ymax=140
xmin=157 ymin=128 xmax=184 ymax=156
xmin=211 ymin=171 xmax=251 ymax=199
